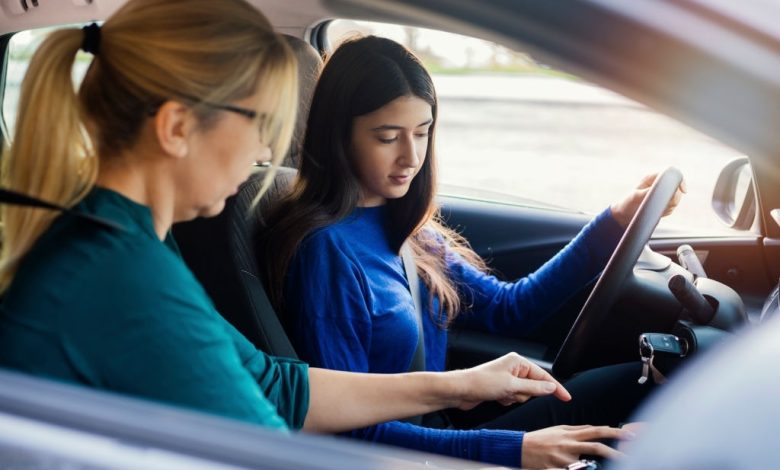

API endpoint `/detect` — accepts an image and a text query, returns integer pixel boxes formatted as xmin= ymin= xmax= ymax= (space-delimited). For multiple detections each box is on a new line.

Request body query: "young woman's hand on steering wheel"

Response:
xmin=610 ymin=172 xmax=687 ymax=228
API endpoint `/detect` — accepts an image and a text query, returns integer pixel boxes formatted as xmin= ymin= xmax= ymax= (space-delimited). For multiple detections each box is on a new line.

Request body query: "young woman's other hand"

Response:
xmin=522 ymin=424 xmax=635 ymax=469
xmin=610 ymin=172 xmax=686 ymax=228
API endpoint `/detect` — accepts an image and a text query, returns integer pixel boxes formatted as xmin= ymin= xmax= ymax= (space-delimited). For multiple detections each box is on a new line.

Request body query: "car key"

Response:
xmin=641 ymin=333 xmax=688 ymax=356
xmin=638 ymin=333 xmax=687 ymax=384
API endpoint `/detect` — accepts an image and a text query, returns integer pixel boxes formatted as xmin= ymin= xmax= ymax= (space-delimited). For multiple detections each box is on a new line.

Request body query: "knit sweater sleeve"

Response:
xmin=286 ymin=230 xmax=525 ymax=467
xmin=453 ymin=208 xmax=624 ymax=334
xmin=286 ymin=230 xmax=374 ymax=374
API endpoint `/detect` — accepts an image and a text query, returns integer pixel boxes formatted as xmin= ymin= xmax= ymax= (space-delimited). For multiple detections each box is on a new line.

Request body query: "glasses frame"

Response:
xmin=200 ymin=101 xmax=257 ymax=120
xmin=147 ymin=97 xmax=257 ymax=120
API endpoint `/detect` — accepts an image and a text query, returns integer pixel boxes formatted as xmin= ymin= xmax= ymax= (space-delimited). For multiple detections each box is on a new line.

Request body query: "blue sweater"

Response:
xmin=286 ymin=206 xmax=623 ymax=467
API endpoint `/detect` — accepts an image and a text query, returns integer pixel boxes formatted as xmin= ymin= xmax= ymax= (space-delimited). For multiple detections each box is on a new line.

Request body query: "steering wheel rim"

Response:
xmin=553 ymin=167 xmax=683 ymax=379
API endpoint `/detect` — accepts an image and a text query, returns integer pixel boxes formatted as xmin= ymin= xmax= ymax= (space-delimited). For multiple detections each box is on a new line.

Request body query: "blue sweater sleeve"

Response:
xmin=287 ymin=231 xmax=525 ymax=467
xmin=453 ymin=208 xmax=624 ymax=334
xmin=287 ymin=232 xmax=374 ymax=374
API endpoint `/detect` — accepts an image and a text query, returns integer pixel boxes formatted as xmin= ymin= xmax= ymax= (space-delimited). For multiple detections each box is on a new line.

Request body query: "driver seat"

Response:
xmin=171 ymin=34 xmax=320 ymax=357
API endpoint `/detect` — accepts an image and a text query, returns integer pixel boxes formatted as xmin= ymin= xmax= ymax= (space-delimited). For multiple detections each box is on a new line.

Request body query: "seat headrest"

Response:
xmin=281 ymin=34 xmax=322 ymax=168
xmin=173 ymin=32 xmax=318 ymax=356
xmin=252 ymin=166 xmax=298 ymax=228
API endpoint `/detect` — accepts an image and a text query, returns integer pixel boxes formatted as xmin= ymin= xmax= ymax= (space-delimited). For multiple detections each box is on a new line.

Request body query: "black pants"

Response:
xmin=433 ymin=362 xmax=655 ymax=432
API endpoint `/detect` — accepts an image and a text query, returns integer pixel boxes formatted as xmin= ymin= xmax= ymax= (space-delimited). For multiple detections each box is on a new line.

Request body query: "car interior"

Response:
xmin=2 ymin=0 xmax=780 ymax=467
xmin=171 ymin=33 xmax=323 ymax=359
xmin=171 ymin=8 xmax=763 ymax=427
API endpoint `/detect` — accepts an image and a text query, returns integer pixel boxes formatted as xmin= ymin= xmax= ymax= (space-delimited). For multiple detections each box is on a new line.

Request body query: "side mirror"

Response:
xmin=711 ymin=157 xmax=756 ymax=230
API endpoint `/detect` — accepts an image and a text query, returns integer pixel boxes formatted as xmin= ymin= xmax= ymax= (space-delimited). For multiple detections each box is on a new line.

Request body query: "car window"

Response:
xmin=326 ymin=20 xmax=749 ymax=237
xmin=3 ymin=26 xmax=91 ymax=139
xmin=3 ymin=24 xmax=750 ymax=237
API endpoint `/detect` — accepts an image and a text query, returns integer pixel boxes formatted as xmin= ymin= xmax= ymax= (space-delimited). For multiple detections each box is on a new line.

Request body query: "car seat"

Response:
xmin=172 ymin=34 xmax=321 ymax=357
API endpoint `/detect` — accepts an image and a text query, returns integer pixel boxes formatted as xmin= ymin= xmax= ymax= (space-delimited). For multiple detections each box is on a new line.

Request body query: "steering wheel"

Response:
xmin=553 ymin=167 xmax=683 ymax=379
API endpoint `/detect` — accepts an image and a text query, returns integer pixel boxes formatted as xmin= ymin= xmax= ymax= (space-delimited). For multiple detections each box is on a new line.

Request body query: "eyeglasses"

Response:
xmin=147 ymin=97 xmax=257 ymax=120
xmin=199 ymin=101 xmax=257 ymax=120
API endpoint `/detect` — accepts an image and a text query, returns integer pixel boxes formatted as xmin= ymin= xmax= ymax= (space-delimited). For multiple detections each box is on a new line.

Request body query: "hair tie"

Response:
xmin=81 ymin=23 xmax=101 ymax=55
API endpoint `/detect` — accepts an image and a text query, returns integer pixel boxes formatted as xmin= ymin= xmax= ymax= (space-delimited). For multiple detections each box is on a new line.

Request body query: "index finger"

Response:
xmin=575 ymin=425 xmax=634 ymax=441
xmin=522 ymin=360 xmax=571 ymax=401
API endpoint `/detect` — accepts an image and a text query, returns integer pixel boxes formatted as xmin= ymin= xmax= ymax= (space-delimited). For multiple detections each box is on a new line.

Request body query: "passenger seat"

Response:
xmin=172 ymin=35 xmax=321 ymax=357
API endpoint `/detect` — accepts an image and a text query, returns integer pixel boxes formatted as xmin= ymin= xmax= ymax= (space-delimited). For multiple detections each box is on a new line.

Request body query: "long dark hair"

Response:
xmin=260 ymin=35 xmax=485 ymax=326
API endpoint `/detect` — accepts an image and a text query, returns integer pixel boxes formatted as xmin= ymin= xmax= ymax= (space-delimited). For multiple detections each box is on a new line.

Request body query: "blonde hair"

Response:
xmin=0 ymin=0 xmax=297 ymax=291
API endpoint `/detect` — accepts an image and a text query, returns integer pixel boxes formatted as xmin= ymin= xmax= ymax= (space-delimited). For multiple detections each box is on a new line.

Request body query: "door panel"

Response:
xmin=439 ymin=196 xmax=593 ymax=281
xmin=439 ymin=196 xmax=596 ymax=370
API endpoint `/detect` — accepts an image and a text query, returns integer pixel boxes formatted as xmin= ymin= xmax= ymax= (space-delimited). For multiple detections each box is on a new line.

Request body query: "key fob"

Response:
xmin=640 ymin=333 xmax=687 ymax=357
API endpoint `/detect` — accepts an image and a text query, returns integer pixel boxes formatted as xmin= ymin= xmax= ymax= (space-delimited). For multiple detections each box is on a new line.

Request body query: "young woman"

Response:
xmin=261 ymin=36 xmax=683 ymax=469
xmin=0 ymin=0 xmax=569 ymax=440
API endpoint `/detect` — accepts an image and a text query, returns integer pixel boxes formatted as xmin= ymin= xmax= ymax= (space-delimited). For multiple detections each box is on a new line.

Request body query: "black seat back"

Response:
xmin=173 ymin=167 xmax=297 ymax=356
xmin=172 ymin=34 xmax=321 ymax=357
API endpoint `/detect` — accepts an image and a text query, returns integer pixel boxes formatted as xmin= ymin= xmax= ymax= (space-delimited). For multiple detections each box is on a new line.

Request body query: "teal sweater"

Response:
xmin=0 ymin=187 xmax=309 ymax=429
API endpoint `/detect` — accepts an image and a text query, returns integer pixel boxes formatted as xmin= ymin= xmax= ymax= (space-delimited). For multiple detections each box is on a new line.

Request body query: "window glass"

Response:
xmin=326 ymin=21 xmax=747 ymax=236
xmin=3 ymin=26 xmax=91 ymax=138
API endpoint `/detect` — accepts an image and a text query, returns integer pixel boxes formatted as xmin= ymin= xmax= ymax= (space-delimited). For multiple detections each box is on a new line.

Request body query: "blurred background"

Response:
xmin=3 ymin=22 xmax=745 ymax=236
xmin=328 ymin=20 xmax=745 ymax=236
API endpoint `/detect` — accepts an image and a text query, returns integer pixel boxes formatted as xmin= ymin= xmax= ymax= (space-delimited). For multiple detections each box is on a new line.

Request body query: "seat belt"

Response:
xmin=400 ymin=243 xmax=426 ymax=426
xmin=401 ymin=243 xmax=454 ymax=430
xmin=0 ymin=188 xmax=124 ymax=231
xmin=401 ymin=243 xmax=425 ymax=373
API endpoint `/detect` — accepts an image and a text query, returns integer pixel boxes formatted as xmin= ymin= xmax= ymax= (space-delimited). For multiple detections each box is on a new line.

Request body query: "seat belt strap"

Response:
xmin=0 ymin=188 xmax=125 ymax=231
xmin=401 ymin=243 xmax=426 ymax=372
xmin=400 ymin=242 xmax=426 ymax=426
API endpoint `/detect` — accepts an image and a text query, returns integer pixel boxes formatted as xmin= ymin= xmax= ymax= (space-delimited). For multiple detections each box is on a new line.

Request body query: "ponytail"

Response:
xmin=1 ymin=0 xmax=297 ymax=293
xmin=0 ymin=28 xmax=97 ymax=291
